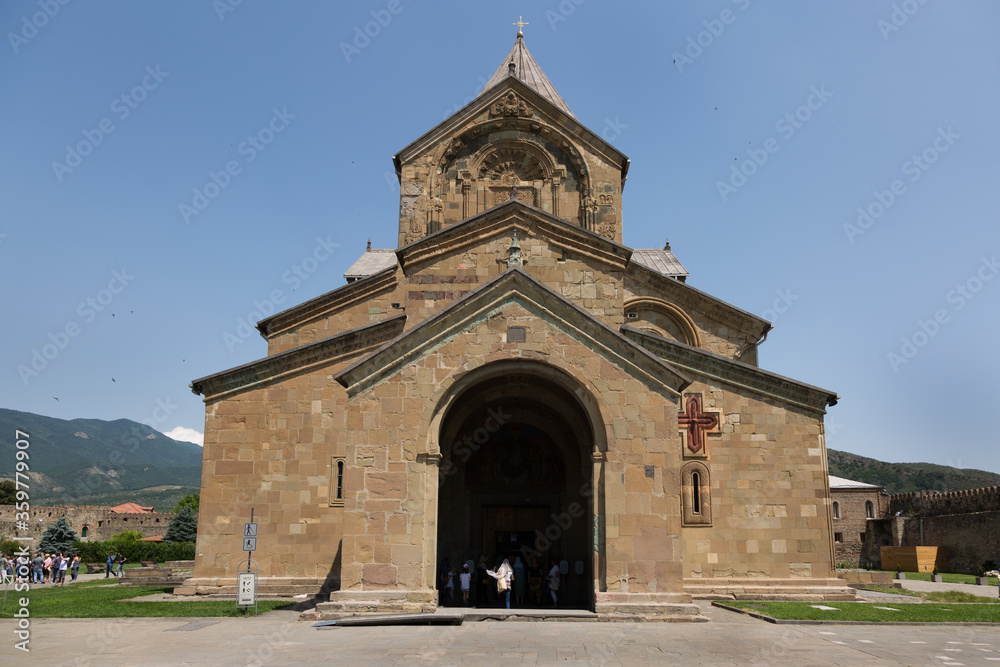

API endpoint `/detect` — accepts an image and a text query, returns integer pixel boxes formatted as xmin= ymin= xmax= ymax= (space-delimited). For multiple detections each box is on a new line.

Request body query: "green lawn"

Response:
xmin=885 ymin=571 xmax=999 ymax=585
xmin=721 ymin=600 xmax=1000 ymax=623
xmin=0 ymin=579 xmax=295 ymax=618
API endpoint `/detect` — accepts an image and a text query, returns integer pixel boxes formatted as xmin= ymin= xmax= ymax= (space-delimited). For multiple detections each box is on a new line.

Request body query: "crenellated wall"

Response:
xmin=889 ymin=486 xmax=1000 ymax=517
xmin=0 ymin=504 xmax=177 ymax=543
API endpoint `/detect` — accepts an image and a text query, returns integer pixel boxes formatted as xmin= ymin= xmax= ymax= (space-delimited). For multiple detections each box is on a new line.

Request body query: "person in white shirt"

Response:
xmin=459 ymin=564 xmax=472 ymax=606
xmin=487 ymin=558 xmax=514 ymax=609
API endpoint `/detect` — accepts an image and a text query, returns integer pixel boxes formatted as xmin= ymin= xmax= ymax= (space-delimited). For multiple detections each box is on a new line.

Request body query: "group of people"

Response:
xmin=0 ymin=552 xmax=81 ymax=585
xmin=439 ymin=555 xmax=562 ymax=609
xmin=105 ymin=552 xmax=127 ymax=577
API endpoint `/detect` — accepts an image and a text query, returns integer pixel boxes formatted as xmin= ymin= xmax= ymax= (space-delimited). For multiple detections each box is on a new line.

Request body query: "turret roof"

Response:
xmin=479 ymin=33 xmax=575 ymax=119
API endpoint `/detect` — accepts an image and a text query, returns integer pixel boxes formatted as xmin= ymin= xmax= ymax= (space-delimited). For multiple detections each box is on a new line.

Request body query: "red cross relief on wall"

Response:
xmin=678 ymin=395 xmax=719 ymax=454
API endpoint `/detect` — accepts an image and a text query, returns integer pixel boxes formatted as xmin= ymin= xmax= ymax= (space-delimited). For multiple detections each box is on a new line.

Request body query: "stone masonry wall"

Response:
xmin=830 ymin=488 xmax=888 ymax=567
xmin=0 ymin=504 xmax=176 ymax=543
xmin=889 ymin=486 xmax=1000 ymax=517
xmin=678 ymin=376 xmax=834 ymax=582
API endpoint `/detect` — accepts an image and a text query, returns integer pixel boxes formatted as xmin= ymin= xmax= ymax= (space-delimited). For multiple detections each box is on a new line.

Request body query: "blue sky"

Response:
xmin=2 ymin=2 xmax=998 ymax=475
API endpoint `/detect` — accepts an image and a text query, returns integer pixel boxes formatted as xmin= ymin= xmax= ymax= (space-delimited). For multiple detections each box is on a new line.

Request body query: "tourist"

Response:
xmin=32 ymin=553 xmax=43 ymax=584
xmin=43 ymin=553 xmax=52 ymax=582
xmin=106 ymin=552 xmax=114 ymax=578
xmin=487 ymin=557 xmax=514 ymax=609
xmin=459 ymin=564 xmax=471 ymax=606
xmin=513 ymin=556 xmax=527 ymax=606
xmin=528 ymin=557 xmax=543 ymax=605
xmin=58 ymin=553 xmax=69 ymax=585
xmin=16 ymin=553 xmax=30 ymax=583
xmin=116 ymin=552 xmax=126 ymax=576
xmin=444 ymin=566 xmax=456 ymax=604
xmin=547 ymin=558 xmax=561 ymax=608
xmin=476 ymin=556 xmax=490 ymax=607
xmin=71 ymin=554 xmax=81 ymax=581
xmin=50 ymin=553 xmax=62 ymax=585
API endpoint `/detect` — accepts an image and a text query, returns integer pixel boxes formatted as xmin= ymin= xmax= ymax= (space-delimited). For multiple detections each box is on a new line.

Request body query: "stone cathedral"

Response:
xmin=180 ymin=30 xmax=854 ymax=618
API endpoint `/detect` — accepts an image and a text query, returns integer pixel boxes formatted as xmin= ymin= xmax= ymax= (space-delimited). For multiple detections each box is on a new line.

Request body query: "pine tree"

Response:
xmin=37 ymin=517 xmax=79 ymax=554
xmin=165 ymin=505 xmax=198 ymax=543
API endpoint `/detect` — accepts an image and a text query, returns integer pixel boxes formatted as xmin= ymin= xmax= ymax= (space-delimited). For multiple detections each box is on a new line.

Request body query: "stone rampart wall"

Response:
xmin=0 ymin=504 xmax=175 ymax=543
xmin=889 ymin=485 xmax=1000 ymax=517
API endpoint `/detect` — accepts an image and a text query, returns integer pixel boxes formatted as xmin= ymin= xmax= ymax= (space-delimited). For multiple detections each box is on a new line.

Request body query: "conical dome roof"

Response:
xmin=479 ymin=33 xmax=576 ymax=119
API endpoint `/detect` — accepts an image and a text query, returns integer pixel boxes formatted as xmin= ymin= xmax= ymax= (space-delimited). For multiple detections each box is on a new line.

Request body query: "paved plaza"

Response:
xmin=3 ymin=600 xmax=1000 ymax=666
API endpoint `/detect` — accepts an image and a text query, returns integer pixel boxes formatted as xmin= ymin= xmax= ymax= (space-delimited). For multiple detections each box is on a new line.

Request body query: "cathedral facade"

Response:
xmin=180 ymin=32 xmax=854 ymax=618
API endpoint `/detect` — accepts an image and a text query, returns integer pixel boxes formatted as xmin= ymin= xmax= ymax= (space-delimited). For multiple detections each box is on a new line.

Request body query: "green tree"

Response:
xmin=109 ymin=529 xmax=144 ymax=542
xmin=0 ymin=480 xmax=15 ymax=504
xmin=37 ymin=517 xmax=79 ymax=555
xmin=173 ymin=492 xmax=199 ymax=513
xmin=164 ymin=505 xmax=198 ymax=543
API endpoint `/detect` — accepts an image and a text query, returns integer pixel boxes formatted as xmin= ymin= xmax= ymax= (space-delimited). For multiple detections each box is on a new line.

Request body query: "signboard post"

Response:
xmin=236 ymin=508 xmax=259 ymax=615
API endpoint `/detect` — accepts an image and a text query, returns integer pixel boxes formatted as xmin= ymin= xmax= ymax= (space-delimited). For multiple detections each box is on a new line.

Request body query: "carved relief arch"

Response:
xmin=624 ymin=297 xmax=701 ymax=348
xmin=426 ymin=116 xmax=591 ymax=229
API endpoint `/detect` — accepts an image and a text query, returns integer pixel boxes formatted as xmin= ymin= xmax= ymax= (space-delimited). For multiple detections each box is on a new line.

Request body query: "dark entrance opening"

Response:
xmin=436 ymin=368 xmax=593 ymax=610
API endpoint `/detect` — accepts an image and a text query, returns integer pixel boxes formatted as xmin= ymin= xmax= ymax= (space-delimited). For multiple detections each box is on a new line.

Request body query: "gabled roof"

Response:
xmin=335 ymin=266 xmax=692 ymax=397
xmin=631 ymin=248 xmax=688 ymax=281
xmin=479 ymin=33 xmax=575 ymax=119
xmin=621 ymin=325 xmax=838 ymax=413
xmin=829 ymin=475 xmax=883 ymax=490
xmin=110 ymin=503 xmax=154 ymax=514
xmin=344 ymin=248 xmax=396 ymax=282
xmin=190 ymin=315 xmax=407 ymax=401
xmin=396 ymin=197 xmax=632 ymax=274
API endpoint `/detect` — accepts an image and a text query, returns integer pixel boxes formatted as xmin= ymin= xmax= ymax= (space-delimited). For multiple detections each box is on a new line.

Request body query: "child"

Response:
xmin=444 ymin=567 xmax=456 ymax=604
xmin=459 ymin=564 xmax=472 ymax=606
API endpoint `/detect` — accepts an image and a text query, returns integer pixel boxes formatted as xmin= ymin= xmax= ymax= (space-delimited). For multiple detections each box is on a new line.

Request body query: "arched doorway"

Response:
xmin=435 ymin=363 xmax=596 ymax=610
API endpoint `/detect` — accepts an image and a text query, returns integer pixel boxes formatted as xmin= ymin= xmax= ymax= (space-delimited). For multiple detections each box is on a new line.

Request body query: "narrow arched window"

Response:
xmin=681 ymin=461 xmax=711 ymax=526
xmin=336 ymin=461 xmax=345 ymax=501
xmin=81 ymin=526 xmax=88 ymax=538
xmin=692 ymin=472 xmax=701 ymax=514
xmin=832 ymin=501 xmax=840 ymax=519
xmin=329 ymin=456 xmax=346 ymax=507
xmin=865 ymin=500 xmax=874 ymax=519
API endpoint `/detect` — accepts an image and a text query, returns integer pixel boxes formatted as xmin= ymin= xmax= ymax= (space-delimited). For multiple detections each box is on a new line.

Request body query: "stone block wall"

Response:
xmin=0 ymin=504 xmax=176 ymax=543
xmin=831 ymin=488 xmax=888 ymax=567
xmin=889 ymin=486 xmax=1000 ymax=517
xmin=678 ymin=377 xmax=834 ymax=584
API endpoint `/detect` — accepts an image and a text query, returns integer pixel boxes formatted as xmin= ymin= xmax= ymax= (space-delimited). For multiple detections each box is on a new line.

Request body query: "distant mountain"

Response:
xmin=828 ymin=448 xmax=1000 ymax=494
xmin=0 ymin=408 xmax=202 ymax=511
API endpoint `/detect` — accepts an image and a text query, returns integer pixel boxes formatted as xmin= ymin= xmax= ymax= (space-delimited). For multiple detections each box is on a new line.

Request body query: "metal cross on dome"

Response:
xmin=513 ymin=16 xmax=528 ymax=35
xmin=678 ymin=395 xmax=720 ymax=454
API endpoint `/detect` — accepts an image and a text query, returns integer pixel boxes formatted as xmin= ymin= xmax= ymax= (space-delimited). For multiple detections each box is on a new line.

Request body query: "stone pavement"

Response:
xmin=3 ymin=601 xmax=1000 ymax=666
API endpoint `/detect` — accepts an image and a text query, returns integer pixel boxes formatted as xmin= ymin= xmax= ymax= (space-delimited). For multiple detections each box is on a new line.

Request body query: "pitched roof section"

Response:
xmin=110 ymin=503 xmax=154 ymax=514
xmin=480 ymin=34 xmax=575 ymax=119
xmin=344 ymin=248 xmax=397 ymax=282
xmin=621 ymin=325 xmax=838 ymax=413
xmin=631 ymin=248 xmax=689 ymax=281
xmin=335 ymin=266 xmax=692 ymax=397
xmin=829 ymin=475 xmax=883 ymax=490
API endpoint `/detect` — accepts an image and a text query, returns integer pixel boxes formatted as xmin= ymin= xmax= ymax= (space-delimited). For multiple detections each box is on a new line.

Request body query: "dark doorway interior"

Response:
xmin=436 ymin=370 xmax=593 ymax=610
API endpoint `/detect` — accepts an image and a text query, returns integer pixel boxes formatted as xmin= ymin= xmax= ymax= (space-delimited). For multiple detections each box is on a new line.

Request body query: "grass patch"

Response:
xmin=885 ymin=571 xmax=999 ymax=585
xmin=723 ymin=600 xmax=1000 ymax=623
xmin=0 ymin=579 xmax=295 ymax=618
xmin=859 ymin=586 xmax=999 ymax=603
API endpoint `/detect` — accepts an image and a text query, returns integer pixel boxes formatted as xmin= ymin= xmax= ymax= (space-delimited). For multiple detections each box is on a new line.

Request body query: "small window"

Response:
xmin=834 ymin=532 xmax=843 ymax=543
xmin=692 ymin=472 xmax=701 ymax=514
xmin=627 ymin=312 xmax=639 ymax=319
xmin=81 ymin=526 xmax=89 ymax=538
xmin=832 ymin=501 xmax=840 ymax=519
xmin=860 ymin=533 xmax=867 ymax=543
xmin=865 ymin=501 xmax=874 ymax=519
xmin=329 ymin=457 xmax=346 ymax=507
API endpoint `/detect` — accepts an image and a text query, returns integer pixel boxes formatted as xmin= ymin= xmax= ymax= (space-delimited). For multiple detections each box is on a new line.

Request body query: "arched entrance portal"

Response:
xmin=436 ymin=365 xmax=595 ymax=610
